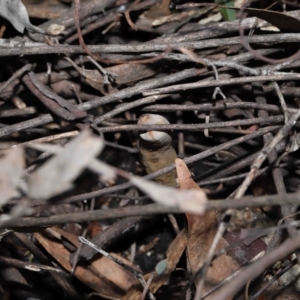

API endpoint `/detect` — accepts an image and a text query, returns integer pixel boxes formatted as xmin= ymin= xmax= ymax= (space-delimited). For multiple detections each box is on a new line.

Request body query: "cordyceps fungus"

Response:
xmin=138 ymin=114 xmax=177 ymax=187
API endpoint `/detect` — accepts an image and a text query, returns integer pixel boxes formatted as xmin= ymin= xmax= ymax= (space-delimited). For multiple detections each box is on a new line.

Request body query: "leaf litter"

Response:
xmin=1 ymin=0 xmax=300 ymax=299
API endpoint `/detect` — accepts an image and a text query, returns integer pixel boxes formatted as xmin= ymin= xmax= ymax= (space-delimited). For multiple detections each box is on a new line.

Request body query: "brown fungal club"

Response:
xmin=138 ymin=114 xmax=177 ymax=186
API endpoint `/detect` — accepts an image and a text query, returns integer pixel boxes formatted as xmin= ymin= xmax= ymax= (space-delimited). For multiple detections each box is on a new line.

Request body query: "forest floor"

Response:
xmin=1 ymin=0 xmax=300 ymax=299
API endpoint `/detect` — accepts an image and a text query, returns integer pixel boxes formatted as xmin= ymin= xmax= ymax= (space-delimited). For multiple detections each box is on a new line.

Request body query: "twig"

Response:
xmin=273 ymin=82 xmax=289 ymax=124
xmin=4 ymin=33 xmax=300 ymax=56
xmin=139 ymin=272 xmax=155 ymax=300
xmin=12 ymin=131 xmax=79 ymax=148
xmin=9 ymin=192 xmax=300 ymax=229
xmin=143 ymin=73 xmax=300 ymax=96
xmin=249 ymin=258 xmax=297 ymax=300
xmin=141 ymin=102 xmax=296 ymax=113
xmin=94 ymin=94 xmax=170 ymax=124
xmin=0 ymin=255 xmax=63 ymax=273
xmin=93 ymin=116 xmax=284 ymax=132
xmin=0 ymin=64 xmax=32 ymax=93
xmin=235 ymin=107 xmax=300 ymax=199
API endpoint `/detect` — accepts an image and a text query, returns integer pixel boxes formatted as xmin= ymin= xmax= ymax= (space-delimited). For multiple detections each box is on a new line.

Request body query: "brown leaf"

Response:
xmin=82 ymin=69 xmax=118 ymax=95
xmin=0 ymin=147 xmax=25 ymax=207
xmin=49 ymin=227 xmax=79 ymax=248
xmin=108 ymin=63 xmax=157 ymax=86
xmin=144 ymin=0 xmax=171 ymax=19
xmin=67 ymin=58 xmax=156 ymax=95
xmin=175 ymin=158 xmax=240 ymax=297
xmin=91 ymin=253 xmax=138 ymax=292
xmin=35 ymin=231 xmax=124 ymax=299
xmin=48 ymin=227 xmax=137 ymax=291
xmin=35 ymin=230 xmax=137 ymax=299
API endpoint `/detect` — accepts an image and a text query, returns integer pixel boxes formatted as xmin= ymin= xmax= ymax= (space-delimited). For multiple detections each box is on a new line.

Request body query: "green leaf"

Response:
xmin=215 ymin=0 xmax=236 ymax=21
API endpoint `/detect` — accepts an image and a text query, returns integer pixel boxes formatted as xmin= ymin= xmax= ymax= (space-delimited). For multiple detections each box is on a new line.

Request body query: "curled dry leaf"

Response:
xmin=0 ymin=0 xmax=45 ymax=34
xmin=130 ymin=175 xmax=207 ymax=214
xmin=138 ymin=114 xmax=177 ymax=186
xmin=27 ymin=130 xmax=104 ymax=200
xmin=0 ymin=147 xmax=25 ymax=208
xmin=175 ymin=158 xmax=240 ymax=298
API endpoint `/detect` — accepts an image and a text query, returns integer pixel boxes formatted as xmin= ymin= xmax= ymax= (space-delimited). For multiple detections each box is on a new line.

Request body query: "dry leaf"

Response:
xmin=36 ymin=229 xmax=137 ymax=299
xmin=130 ymin=175 xmax=207 ymax=214
xmin=35 ymin=231 xmax=125 ymax=299
xmin=175 ymin=158 xmax=240 ymax=298
xmin=28 ymin=130 xmax=104 ymax=200
xmin=49 ymin=227 xmax=79 ymax=248
xmin=88 ymin=159 xmax=116 ymax=183
xmin=28 ymin=141 xmax=115 ymax=185
xmin=91 ymin=254 xmax=138 ymax=293
xmin=144 ymin=0 xmax=171 ymax=19
xmin=0 ymin=0 xmax=44 ymax=34
xmin=106 ymin=63 xmax=156 ymax=86
xmin=67 ymin=58 xmax=156 ymax=95
xmin=0 ymin=147 xmax=25 ymax=208
xmin=49 ymin=227 xmax=137 ymax=292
